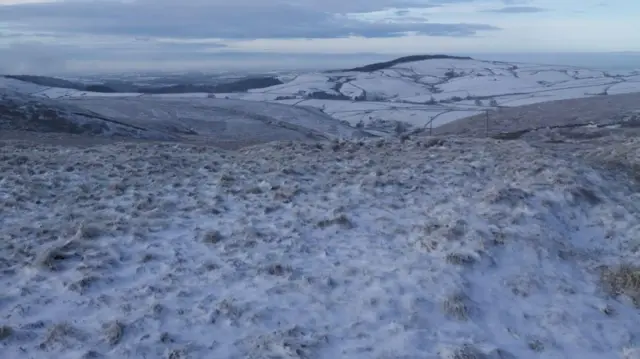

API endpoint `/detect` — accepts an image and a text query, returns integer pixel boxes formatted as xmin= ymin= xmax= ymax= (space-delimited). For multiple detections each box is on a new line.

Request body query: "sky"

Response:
xmin=0 ymin=0 xmax=638 ymax=74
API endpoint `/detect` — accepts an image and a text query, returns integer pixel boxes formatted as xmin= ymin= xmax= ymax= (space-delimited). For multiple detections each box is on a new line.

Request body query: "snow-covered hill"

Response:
xmin=3 ymin=55 xmax=640 ymax=359
xmin=216 ymin=57 xmax=640 ymax=130
xmin=0 ymin=86 xmax=368 ymax=147
xmin=3 ymin=56 xmax=639 ymax=136
xmin=1 ymin=136 xmax=640 ymax=359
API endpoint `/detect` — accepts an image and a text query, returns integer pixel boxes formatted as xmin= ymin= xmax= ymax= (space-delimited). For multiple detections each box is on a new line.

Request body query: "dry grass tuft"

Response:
xmin=80 ymin=350 xmax=103 ymax=358
xmin=35 ymin=241 xmax=77 ymax=271
xmin=264 ymin=263 xmax=293 ymax=277
xmin=440 ymin=344 xmax=485 ymax=359
xmin=0 ymin=325 xmax=13 ymax=340
xmin=68 ymin=275 xmax=99 ymax=294
xmin=442 ymin=292 xmax=472 ymax=321
xmin=440 ymin=345 xmax=515 ymax=359
xmin=40 ymin=322 xmax=81 ymax=350
xmin=527 ymin=339 xmax=545 ymax=352
xmin=102 ymin=320 xmax=124 ymax=346
xmin=202 ymin=230 xmax=224 ymax=244
xmin=568 ymin=186 xmax=602 ymax=205
xmin=446 ymin=252 xmax=476 ymax=266
xmin=600 ymin=264 xmax=640 ymax=306
xmin=317 ymin=214 xmax=354 ymax=229
xmin=248 ymin=325 xmax=327 ymax=359
xmin=76 ymin=223 xmax=103 ymax=240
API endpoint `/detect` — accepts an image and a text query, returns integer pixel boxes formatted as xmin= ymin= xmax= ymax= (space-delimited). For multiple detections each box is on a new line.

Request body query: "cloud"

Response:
xmin=0 ymin=42 xmax=71 ymax=74
xmin=0 ymin=0 xmax=499 ymax=39
xmin=0 ymin=40 xmax=399 ymax=74
xmin=482 ymin=6 xmax=548 ymax=13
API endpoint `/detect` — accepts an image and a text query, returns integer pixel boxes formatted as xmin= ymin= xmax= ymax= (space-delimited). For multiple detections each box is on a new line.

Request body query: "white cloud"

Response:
xmin=0 ymin=0 xmax=638 ymax=73
xmin=0 ymin=0 xmax=499 ymax=39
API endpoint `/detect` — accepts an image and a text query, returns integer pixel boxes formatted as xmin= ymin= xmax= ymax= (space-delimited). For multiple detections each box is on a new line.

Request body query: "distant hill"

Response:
xmin=329 ymin=54 xmax=473 ymax=73
xmin=1 ymin=75 xmax=284 ymax=94
xmin=5 ymin=75 xmax=87 ymax=91
xmin=139 ymin=77 xmax=282 ymax=94
xmin=0 ymin=89 xmax=174 ymax=139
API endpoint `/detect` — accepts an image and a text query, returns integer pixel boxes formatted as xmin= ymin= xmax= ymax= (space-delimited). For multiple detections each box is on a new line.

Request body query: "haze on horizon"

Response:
xmin=0 ymin=0 xmax=638 ymax=74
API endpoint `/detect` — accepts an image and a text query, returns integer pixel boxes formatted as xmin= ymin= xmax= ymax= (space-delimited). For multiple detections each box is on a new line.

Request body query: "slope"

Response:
xmin=1 ymin=136 xmax=640 ymax=359
xmin=225 ymin=56 xmax=640 ymax=132
xmin=0 ymin=79 xmax=369 ymax=147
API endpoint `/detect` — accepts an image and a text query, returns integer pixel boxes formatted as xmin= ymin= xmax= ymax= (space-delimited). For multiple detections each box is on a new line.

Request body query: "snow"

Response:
xmin=207 ymin=58 xmax=640 ymax=133
xmin=57 ymin=96 xmax=368 ymax=140
xmin=607 ymin=81 xmax=640 ymax=95
xmin=249 ymin=74 xmax=338 ymax=96
xmin=349 ymin=75 xmax=432 ymax=100
xmin=2 ymin=56 xmax=640 ymax=136
xmin=336 ymin=82 xmax=364 ymax=99
xmin=2 ymin=137 xmax=640 ymax=359
xmin=516 ymin=69 xmax=575 ymax=83
xmin=0 ymin=77 xmax=49 ymax=94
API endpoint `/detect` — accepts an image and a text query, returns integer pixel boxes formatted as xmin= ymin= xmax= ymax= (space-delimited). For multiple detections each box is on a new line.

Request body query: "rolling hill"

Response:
xmin=3 ymin=55 xmax=639 ymax=142
xmin=2 ymin=55 xmax=640 ymax=359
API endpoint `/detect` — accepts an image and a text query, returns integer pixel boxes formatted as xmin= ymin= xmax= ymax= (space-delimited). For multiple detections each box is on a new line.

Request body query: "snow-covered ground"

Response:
xmin=4 ymin=57 xmax=640 ymax=135
xmin=58 ymin=96 xmax=367 ymax=141
xmin=1 ymin=136 xmax=640 ymax=359
xmin=3 ymin=57 xmax=640 ymax=135
xmin=233 ymin=58 xmax=640 ymax=129
xmin=0 ymin=86 xmax=368 ymax=147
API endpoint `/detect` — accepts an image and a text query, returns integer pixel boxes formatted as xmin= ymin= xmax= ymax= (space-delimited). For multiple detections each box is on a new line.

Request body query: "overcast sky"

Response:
xmin=0 ymin=0 xmax=638 ymax=73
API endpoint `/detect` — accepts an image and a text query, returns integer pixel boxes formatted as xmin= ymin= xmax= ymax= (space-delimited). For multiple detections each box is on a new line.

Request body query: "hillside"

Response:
xmin=3 ymin=55 xmax=639 ymax=139
xmin=2 ymin=55 xmax=640 ymax=359
xmin=2 ymin=74 xmax=283 ymax=94
xmin=212 ymin=56 xmax=640 ymax=132
xmin=0 ymin=87 xmax=368 ymax=148
xmin=329 ymin=54 xmax=473 ymax=73
xmin=1 ymin=135 xmax=640 ymax=359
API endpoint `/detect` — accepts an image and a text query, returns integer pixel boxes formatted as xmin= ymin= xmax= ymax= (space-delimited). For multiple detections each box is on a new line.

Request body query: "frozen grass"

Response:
xmin=600 ymin=265 xmax=640 ymax=306
xmin=1 ymin=137 xmax=640 ymax=358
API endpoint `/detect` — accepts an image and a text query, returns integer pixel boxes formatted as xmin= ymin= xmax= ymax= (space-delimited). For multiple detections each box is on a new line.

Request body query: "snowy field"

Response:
xmin=2 ymin=136 xmax=640 ymax=359
xmin=235 ymin=58 xmax=640 ymax=129
xmin=3 ymin=57 xmax=640 ymax=135
xmin=433 ymin=92 xmax=640 ymax=138
xmin=0 ymin=87 xmax=368 ymax=146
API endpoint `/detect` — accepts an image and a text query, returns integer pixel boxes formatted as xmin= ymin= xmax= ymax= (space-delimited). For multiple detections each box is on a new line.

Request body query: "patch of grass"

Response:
xmin=569 ymin=186 xmax=602 ymax=205
xmin=68 ymin=275 xmax=99 ymax=294
xmin=317 ymin=214 xmax=354 ymax=229
xmin=0 ymin=325 xmax=13 ymax=340
xmin=600 ymin=264 xmax=640 ymax=306
xmin=446 ymin=252 xmax=476 ymax=266
xmin=441 ymin=344 xmax=496 ymax=359
xmin=219 ymin=173 xmax=234 ymax=185
xmin=168 ymin=349 xmax=186 ymax=359
xmin=102 ymin=320 xmax=124 ymax=346
xmin=36 ymin=239 xmax=80 ymax=271
xmin=40 ymin=322 xmax=79 ymax=350
xmin=442 ymin=292 xmax=471 ymax=321
xmin=202 ymin=230 xmax=224 ymax=244
xmin=264 ymin=263 xmax=293 ymax=277
xmin=80 ymin=350 xmax=103 ymax=358
xmin=528 ymin=339 xmax=545 ymax=352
